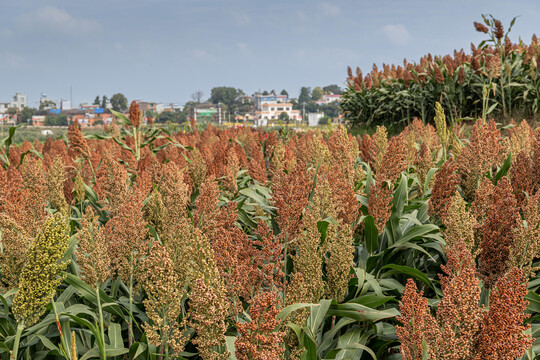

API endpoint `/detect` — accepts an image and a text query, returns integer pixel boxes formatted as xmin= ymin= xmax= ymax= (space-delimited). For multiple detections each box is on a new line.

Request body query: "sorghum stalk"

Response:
xmin=95 ymin=285 xmax=106 ymax=360
xmin=11 ymin=322 xmax=24 ymax=360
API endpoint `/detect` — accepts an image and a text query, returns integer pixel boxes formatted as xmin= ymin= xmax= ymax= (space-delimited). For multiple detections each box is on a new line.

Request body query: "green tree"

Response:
xmin=19 ymin=107 xmax=35 ymax=124
xmin=311 ymin=86 xmax=323 ymax=101
xmin=318 ymin=115 xmax=331 ymax=125
xmin=101 ymin=95 xmax=108 ymax=109
xmin=110 ymin=93 xmax=128 ymax=112
xmin=318 ymin=103 xmax=341 ymax=118
xmin=322 ymin=84 xmax=343 ymax=95
xmin=44 ymin=114 xmax=68 ymax=126
xmin=298 ymin=87 xmax=311 ymax=105
xmin=280 ymin=89 xmax=289 ymax=97
xmin=262 ymin=90 xmax=269 ymax=95
xmin=93 ymin=96 xmax=100 ymax=106
xmin=209 ymin=87 xmax=244 ymax=112
xmin=279 ymin=111 xmax=290 ymax=125
xmin=39 ymin=100 xmax=57 ymax=111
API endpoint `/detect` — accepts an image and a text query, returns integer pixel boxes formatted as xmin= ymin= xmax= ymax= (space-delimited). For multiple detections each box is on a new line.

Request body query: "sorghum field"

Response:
xmin=2 ymin=17 xmax=540 ymax=360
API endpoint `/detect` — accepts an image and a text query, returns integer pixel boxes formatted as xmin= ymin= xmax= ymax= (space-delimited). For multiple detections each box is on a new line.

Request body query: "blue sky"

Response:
xmin=1 ymin=0 xmax=539 ymax=107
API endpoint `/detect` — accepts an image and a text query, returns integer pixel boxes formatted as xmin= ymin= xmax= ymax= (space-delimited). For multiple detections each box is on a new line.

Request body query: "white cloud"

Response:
xmin=230 ymin=10 xmax=251 ymax=27
xmin=18 ymin=6 xmax=102 ymax=36
xmin=236 ymin=42 xmax=251 ymax=55
xmin=318 ymin=3 xmax=341 ymax=17
xmin=192 ymin=49 xmax=215 ymax=61
xmin=382 ymin=24 xmax=411 ymax=46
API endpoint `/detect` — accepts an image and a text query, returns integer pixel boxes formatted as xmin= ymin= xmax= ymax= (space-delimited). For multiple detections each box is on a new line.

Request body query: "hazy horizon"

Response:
xmin=1 ymin=0 xmax=539 ymax=107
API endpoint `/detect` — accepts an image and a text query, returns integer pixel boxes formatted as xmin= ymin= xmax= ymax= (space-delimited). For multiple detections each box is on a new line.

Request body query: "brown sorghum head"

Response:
xmin=474 ymin=21 xmax=489 ymax=33
xmin=437 ymin=239 xmax=483 ymax=359
xmin=129 ymin=101 xmax=140 ymax=128
xmin=478 ymin=177 xmax=519 ymax=289
xmin=494 ymin=19 xmax=504 ymax=40
xmin=429 ymin=158 xmax=460 ymax=221
xmin=396 ymin=278 xmax=440 ymax=360
xmin=235 ymin=291 xmax=285 ymax=360
xmin=475 ymin=268 xmax=533 ymax=359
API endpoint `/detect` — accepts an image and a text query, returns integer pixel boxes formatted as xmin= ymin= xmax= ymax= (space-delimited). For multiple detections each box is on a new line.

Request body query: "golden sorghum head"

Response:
xmin=509 ymin=192 xmax=540 ymax=276
xmin=70 ymin=331 xmax=77 ymax=360
xmin=47 ymin=156 xmax=68 ymax=215
xmin=434 ymin=102 xmax=448 ymax=149
xmin=129 ymin=101 xmax=140 ymax=128
xmin=189 ymin=278 xmax=230 ymax=360
xmin=188 ymin=148 xmax=207 ymax=191
xmin=73 ymin=172 xmax=86 ymax=204
xmin=141 ymin=242 xmax=187 ymax=356
xmin=372 ymin=125 xmax=388 ymax=174
xmin=443 ymin=194 xmax=477 ymax=255
xmin=324 ymin=223 xmax=354 ymax=302
xmin=76 ymin=208 xmax=111 ymax=287
xmin=12 ymin=214 xmax=70 ymax=327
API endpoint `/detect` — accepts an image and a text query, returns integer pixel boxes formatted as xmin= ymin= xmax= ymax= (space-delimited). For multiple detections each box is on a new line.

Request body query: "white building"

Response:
xmin=316 ymin=94 xmax=341 ymax=105
xmin=0 ymin=92 xmax=27 ymax=113
xmin=307 ymin=112 xmax=325 ymax=126
xmin=254 ymin=102 xmax=301 ymax=126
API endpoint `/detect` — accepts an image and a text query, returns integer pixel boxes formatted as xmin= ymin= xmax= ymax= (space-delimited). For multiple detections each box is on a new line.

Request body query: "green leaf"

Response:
xmin=349 ymin=294 xmax=394 ymax=308
xmin=364 ymin=216 xmax=379 ymax=254
xmin=381 ymin=264 xmax=435 ymax=290
xmin=278 ymin=303 xmax=314 ymax=320
xmin=494 ymin=152 xmax=512 ymax=184
xmin=108 ymin=323 xmax=123 ymax=349
xmin=326 ymin=303 xmax=399 ymax=322
xmin=225 ymin=336 xmax=237 ymax=360
xmin=307 ymin=299 xmax=332 ymax=335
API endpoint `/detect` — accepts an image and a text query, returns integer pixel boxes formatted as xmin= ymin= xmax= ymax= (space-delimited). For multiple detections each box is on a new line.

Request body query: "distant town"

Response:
xmin=0 ymin=85 xmax=344 ymax=128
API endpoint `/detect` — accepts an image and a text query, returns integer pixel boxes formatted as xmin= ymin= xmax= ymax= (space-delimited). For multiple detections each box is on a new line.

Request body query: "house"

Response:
xmin=32 ymin=107 xmax=114 ymax=126
xmin=316 ymin=94 xmax=341 ymax=105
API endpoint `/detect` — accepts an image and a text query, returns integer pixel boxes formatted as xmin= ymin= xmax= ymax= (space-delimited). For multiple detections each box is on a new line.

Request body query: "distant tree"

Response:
xmin=209 ymin=87 xmax=244 ymax=112
xmin=7 ymin=108 xmax=17 ymax=116
xmin=298 ymin=87 xmax=311 ymax=105
xmin=93 ymin=96 xmax=100 ymax=105
xmin=156 ymin=110 xmax=187 ymax=124
xmin=39 ymin=100 xmax=57 ymax=111
xmin=311 ymin=87 xmax=323 ymax=101
xmin=93 ymin=120 xmax=104 ymax=126
xmin=318 ymin=115 xmax=331 ymax=125
xmin=280 ymin=89 xmax=289 ymax=97
xmin=191 ymin=90 xmax=204 ymax=103
xmin=110 ymin=93 xmax=128 ymax=112
xmin=44 ymin=114 xmax=68 ymax=126
xmin=101 ymin=95 xmax=108 ymax=108
xmin=322 ymin=84 xmax=343 ymax=95
xmin=262 ymin=90 xmax=269 ymax=95
xmin=19 ymin=107 xmax=35 ymax=124
xmin=279 ymin=111 xmax=290 ymax=123
xmin=318 ymin=103 xmax=341 ymax=118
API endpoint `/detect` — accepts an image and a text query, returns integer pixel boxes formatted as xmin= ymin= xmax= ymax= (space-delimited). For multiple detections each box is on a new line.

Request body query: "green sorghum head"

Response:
xmin=12 ymin=214 xmax=70 ymax=326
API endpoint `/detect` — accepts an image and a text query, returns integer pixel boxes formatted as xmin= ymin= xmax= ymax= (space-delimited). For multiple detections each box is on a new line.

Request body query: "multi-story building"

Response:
xmin=0 ymin=92 xmax=27 ymax=113
xmin=252 ymin=93 xmax=301 ymax=126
